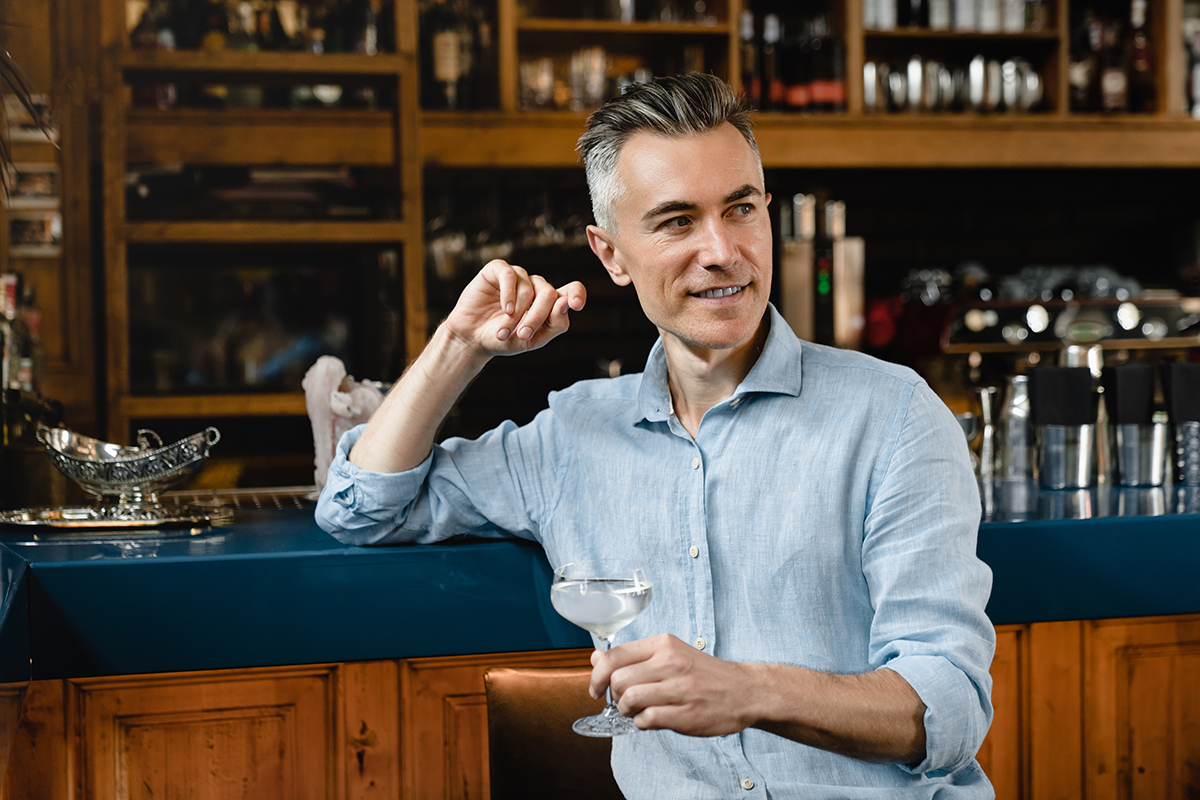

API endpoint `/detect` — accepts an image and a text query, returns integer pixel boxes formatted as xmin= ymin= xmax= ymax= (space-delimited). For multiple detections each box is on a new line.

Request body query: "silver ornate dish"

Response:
xmin=0 ymin=426 xmax=227 ymax=532
xmin=37 ymin=426 xmax=220 ymax=504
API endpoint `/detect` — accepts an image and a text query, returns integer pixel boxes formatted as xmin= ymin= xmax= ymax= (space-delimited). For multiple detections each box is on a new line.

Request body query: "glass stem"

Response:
xmin=600 ymin=635 xmax=619 ymax=714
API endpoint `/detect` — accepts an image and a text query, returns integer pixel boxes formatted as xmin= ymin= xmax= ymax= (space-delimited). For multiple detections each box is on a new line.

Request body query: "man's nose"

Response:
xmin=697 ymin=216 xmax=736 ymax=268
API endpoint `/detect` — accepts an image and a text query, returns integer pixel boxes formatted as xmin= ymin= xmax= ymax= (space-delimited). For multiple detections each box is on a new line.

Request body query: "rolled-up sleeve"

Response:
xmin=315 ymin=425 xmax=436 ymax=545
xmin=862 ymin=382 xmax=995 ymax=775
xmin=315 ymin=410 xmax=570 ymax=547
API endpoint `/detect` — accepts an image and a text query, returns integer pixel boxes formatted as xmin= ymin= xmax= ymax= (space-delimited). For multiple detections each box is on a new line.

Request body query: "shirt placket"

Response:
xmin=672 ymin=417 xmax=717 ymax=659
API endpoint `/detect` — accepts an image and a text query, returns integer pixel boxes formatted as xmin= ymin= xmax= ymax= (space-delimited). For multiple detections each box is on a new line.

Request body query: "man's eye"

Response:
xmin=664 ymin=216 xmax=691 ymax=229
xmin=730 ymin=203 xmax=754 ymax=216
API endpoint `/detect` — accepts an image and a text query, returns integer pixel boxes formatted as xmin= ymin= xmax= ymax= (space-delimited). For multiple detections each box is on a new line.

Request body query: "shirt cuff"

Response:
xmin=314 ymin=424 xmax=434 ymax=545
xmin=881 ymin=655 xmax=992 ymax=776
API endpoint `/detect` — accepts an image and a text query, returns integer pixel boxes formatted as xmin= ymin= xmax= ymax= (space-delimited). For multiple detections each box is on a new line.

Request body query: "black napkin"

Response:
xmin=1028 ymin=367 xmax=1096 ymax=426
xmin=1103 ymin=363 xmax=1155 ymax=425
xmin=1162 ymin=362 xmax=1200 ymax=423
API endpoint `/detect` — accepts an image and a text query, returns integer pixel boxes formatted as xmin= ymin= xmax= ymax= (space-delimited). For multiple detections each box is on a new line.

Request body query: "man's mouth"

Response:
xmin=695 ymin=286 xmax=744 ymax=299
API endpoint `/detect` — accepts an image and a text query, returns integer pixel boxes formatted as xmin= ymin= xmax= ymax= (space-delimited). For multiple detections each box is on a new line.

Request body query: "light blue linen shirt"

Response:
xmin=317 ymin=305 xmax=996 ymax=799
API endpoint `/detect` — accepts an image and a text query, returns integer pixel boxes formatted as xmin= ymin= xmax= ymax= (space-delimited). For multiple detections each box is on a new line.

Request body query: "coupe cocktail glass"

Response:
xmin=550 ymin=559 xmax=653 ymax=737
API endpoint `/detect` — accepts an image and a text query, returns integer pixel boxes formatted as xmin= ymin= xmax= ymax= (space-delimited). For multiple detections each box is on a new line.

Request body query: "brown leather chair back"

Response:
xmin=484 ymin=666 xmax=625 ymax=800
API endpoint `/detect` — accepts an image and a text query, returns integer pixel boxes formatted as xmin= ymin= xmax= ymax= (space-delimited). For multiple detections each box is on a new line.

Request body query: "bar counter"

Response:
xmin=1 ymin=485 xmax=1198 ymax=682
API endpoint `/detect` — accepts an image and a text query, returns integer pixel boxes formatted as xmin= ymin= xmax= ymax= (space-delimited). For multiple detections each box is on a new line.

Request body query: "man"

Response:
xmin=317 ymin=73 xmax=995 ymax=798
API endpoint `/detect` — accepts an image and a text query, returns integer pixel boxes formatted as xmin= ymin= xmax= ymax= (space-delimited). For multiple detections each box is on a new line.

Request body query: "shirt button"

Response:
xmin=741 ymin=778 xmax=755 ymax=790
xmin=691 ymin=457 xmax=700 ymax=469
xmin=694 ymin=637 xmax=706 ymax=650
xmin=731 ymin=398 xmax=741 ymax=407
xmin=688 ymin=545 xmax=699 ymax=558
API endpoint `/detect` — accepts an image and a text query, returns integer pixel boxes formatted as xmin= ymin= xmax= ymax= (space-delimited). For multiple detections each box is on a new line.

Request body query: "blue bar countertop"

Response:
xmin=0 ymin=484 xmax=1198 ymax=680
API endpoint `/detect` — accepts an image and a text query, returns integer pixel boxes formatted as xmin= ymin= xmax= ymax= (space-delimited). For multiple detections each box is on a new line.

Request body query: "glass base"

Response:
xmin=572 ymin=705 xmax=639 ymax=737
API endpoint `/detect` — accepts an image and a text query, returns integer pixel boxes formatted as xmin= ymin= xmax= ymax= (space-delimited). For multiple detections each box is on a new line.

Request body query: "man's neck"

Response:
xmin=663 ymin=316 xmax=770 ymax=439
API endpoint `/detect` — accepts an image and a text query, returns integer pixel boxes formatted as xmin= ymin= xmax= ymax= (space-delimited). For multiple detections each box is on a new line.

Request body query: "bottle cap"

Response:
xmin=1029 ymin=367 xmax=1096 ymax=426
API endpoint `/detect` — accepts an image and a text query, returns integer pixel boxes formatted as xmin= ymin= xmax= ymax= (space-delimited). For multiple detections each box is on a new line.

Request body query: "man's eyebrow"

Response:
xmin=641 ymin=185 xmax=763 ymax=223
xmin=723 ymin=184 xmax=762 ymax=204
xmin=642 ymin=200 xmax=696 ymax=222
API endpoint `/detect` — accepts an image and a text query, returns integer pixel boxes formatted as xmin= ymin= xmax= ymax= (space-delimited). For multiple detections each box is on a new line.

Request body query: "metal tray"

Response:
xmin=0 ymin=504 xmax=234 ymax=531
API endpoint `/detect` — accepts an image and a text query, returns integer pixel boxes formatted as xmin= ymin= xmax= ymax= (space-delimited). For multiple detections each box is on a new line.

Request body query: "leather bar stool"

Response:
xmin=484 ymin=666 xmax=625 ymax=800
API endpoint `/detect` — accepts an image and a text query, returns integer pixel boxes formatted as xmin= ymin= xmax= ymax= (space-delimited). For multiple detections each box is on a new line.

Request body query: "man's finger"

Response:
xmin=559 ymin=280 xmax=587 ymax=312
xmin=515 ymin=276 xmax=559 ymax=340
xmin=588 ymin=636 xmax=664 ymax=699
xmin=486 ymin=260 xmax=517 ymax=317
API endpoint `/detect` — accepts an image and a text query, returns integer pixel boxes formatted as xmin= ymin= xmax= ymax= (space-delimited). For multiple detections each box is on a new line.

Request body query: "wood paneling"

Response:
xmin=400 ymin=648 xmax=593 ymax=800
xmin=2 ymin=680 xmax=70 ymax=800
xmin=8 ymin=617 xmax=1200 ymax=799
xmin=977 ymin=624 xmax=1027 ymax=800
xmin=1028 ymin=619 xmax=1084 ymax=800
xmin=1084 ymin=615 xmax=1200 ymax=800
xmin=340 ymin=661 xmax=401 ymax=800
xmin=76 ymin=666 xmax=340 ymax=800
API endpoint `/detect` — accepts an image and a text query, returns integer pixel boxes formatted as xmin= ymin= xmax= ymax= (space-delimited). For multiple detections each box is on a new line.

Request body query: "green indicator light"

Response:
xmin=817 ymin=273 xmax=832 ymax=295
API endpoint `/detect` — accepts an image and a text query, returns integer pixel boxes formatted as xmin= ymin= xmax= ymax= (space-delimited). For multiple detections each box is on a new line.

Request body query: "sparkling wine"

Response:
xmin=550 ymin=578 xmax=653 ymax=639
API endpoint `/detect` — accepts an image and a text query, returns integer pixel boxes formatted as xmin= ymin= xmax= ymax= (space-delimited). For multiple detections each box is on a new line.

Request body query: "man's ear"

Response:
xmin=587 ymin=225 xmax=632 ymax=287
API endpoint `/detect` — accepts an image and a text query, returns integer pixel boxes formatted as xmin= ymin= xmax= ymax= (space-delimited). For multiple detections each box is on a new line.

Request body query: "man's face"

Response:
xmin=588 ymin=123 xmax=773 ymax=355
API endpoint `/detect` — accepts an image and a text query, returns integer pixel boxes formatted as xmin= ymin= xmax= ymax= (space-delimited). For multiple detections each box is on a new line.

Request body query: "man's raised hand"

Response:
xmin=446 ymin=260 xmax=587 ymax=357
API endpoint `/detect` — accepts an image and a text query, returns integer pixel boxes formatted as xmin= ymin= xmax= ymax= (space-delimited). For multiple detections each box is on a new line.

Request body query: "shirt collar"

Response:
xmin=636 ymin=303 xmax=803 ymax=424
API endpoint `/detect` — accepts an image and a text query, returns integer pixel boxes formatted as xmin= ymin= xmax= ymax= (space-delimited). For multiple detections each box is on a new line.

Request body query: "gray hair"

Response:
xmin=577 ymin=72 xmax=761 ymax=233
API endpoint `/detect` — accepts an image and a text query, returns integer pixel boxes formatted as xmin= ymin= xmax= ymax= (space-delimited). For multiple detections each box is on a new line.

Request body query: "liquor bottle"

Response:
xmin=421 ymin=0 xmax=465 ymax=109
xmin=470 ymin=1 xmax=497 ymax=107
xmin=377 ymin=0 xmax=396 ymax=52
xmin=130 ymin=0 xmax=177 ymax=109
xmin=1126 ymin=0 xmax=1156 ymax=112
xmin=898 ymin=0 xmax=927 ymax=29
xmin=1068 ymin=10 xmax=1099 ymax=111
xmin=326 ymin=0 xmax=350 ymax=53
xmin=347 ymin=0 xmax=379 ymax=54
xmin=761 ymin=13 xmax=783 ymax=110
xmin=453 ymin=0 xmax=480 ymax=109
xmin=812 ymin=201 xmax=842 ymax=346
xmin=781 ymin=16 xmax=811 ymax=112
xmin=0 ymin=275 xmax=32 ymax=392
xmin=1098 ymin=17 xmax=1128 ymax=112
xmin=927 ymin=0 xmax=951 ymax=30
xmin=193 ymin=0 xmax=230 ymax=107
xmin=740 ymin=10 xmax=761 ymax=108
xmin=19 ymin=289 xmax=46 ymax=395
xmin=809 ymin=17 xmax=846 ymax=113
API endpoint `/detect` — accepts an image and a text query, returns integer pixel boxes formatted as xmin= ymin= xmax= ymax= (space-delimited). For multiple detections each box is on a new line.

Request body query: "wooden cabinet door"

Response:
xmin=72 ymin=662 xmax=399 ymax=800
xmin=977 ymin=624 xmax=1027 ymax=800
xmin=1084 ymin=614 xmax=1200 ymax=800
xmin=400 ymin=649 xmax=593 ymax=800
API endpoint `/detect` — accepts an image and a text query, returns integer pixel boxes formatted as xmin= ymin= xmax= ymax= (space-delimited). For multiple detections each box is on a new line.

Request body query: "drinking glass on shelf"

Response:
xmin=550 ymin=559 xmax=654 ymax=737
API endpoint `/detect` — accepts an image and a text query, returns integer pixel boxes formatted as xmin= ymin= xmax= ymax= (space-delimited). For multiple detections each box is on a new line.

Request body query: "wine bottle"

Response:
xmin=781 ymin=16 xmax=811 ymax=113
xmin=422 ymin=0 xmax=464 ymax=109
xmin=740 ymin=10 xmax=761 ymax=108
xmin=1068 ymin=11 xmax=1100 ymax=112
xmin=0 ymin=275 xmax=32 ymax=392
xmin=810 ymin=17 xmax=845 ymax=113
xmin=761 ymin=13 xmax=783 ymax=110
xmin=1126 ymin=0 xmax=1156 ymax=112
xmin=1098 ymin=17 xmax=1128 ymax=112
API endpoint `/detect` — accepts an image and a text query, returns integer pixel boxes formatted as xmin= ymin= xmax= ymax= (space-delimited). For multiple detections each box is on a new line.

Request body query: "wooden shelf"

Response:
xmin=120 ymin=393 xmax=309 ymax=418
xmin=125 ymin=220 xmax=415 ymax=244
xmin=943 ymin=336 xmax=1200 ymax=353
xmin=118 ymin=50 xmax=409 ymax=76
xmin=421 ymin=111 xmax=1200 ymax=168
xmin=127 ymin=108 xmax=397 ymax=166
xmin=863 ymin=28 xmax=1061 ymax=40
xmin=516 ymin=18 xmax=731 ymax=35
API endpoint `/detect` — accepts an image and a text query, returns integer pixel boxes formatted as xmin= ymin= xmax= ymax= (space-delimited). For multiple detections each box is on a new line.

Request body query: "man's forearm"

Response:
xmin=348 ymin=324 xmax=491 ymax=474
xmin=747 ymin=663 xmax=926 ymax=764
